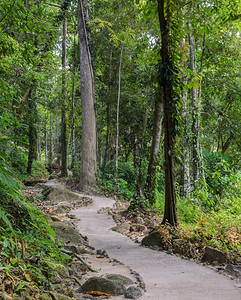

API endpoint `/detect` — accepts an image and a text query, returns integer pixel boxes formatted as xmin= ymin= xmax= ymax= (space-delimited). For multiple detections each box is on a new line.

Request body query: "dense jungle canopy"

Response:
xmin=0 ymin=0 xmax=241 ymax=297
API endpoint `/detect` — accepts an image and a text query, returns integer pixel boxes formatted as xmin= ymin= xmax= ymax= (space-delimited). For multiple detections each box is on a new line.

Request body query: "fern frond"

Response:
xmin=0 ymin=166 xmax=21 ymax=190
xmin=0 ymin=209 xmax=14 ymax=233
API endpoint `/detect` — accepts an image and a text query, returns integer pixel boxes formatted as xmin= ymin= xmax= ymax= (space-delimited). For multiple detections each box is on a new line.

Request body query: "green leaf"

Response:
xmin=0 ymin=167 xmax=20 ymax=190
xmin=45 ymin=224 xmax=56 ymax=238
xmin=11 ymin=257 xmax=18 ymax=264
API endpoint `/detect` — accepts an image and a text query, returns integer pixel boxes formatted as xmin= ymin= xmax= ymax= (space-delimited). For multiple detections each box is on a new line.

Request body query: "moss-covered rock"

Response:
xmin=125 ymin=286 xmax=143 ymax=299
xmin=50 ymin=221 xmax=85 ymax=245
xmin=81 ymin=276 xmax=126 ymax=296
xmin=44 ymin=186 xmax=81 ymax=204
xmin=105 ymin=274 xmax=134 ymax=285
xmin=141 ymin=231 xmax=163 ymax=248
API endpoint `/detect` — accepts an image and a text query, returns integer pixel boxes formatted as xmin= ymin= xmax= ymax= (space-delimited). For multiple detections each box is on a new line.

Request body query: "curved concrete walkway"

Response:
xmin=72 ymin=194 xmax=241 ymax=300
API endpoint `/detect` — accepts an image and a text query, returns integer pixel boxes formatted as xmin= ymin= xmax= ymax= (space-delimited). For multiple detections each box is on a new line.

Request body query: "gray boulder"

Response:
xmin=105 ymin=274 xmax=134 ymax=285
xmin=44 ymin=186 xmax=81 ymax=204
xmin=112 ymin=223 xmax=131 ymax=234
xmin=141 ymin=231 xmax=163 ymax=248
xmin=81 ymin=276 xmax=126 ymax=296
xmin=133 ymin=217 xmax=144 ymax=225
xmin=50 ymin=222 xmax=85 ymax=245
xmin=202 ymin=246 xmax=229 ymax=264
xmin=125 ymin=286 xmax=143 ymax=299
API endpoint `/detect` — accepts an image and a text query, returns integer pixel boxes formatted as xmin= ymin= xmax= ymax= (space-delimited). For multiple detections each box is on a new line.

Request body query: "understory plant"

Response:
xmin=0 ymin=156 xmax=71 ymax=297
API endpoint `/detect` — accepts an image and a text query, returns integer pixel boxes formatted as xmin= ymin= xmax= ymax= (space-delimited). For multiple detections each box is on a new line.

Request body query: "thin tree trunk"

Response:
xmin=78 ymin=0 xmax=97 ymax=191
xmin=37 ymin=132 xmax=41 ymax=161
xmin=198 ymin=34 xmax=205 ymax=100
xmin=102 ymin=48 xmax=113 ymax=179
xmin=16 ymin=87 xmax=32 ymax=120
xmin=70 ymin=62 xmax=76 ymax=170
xmin=137 ymin=107 xmax=148 ymax=197
xmin=181 ymin=85 xmax=191 ymax=197
xmin=115 ymin=42 xmax=125 ymax=180
xmin=61 ymin=18 xmax=68 ymax=177
xmin=188 ymin=8 xmax=203 ymax=185
xmin=27 ymin=93 xmax=38 ymax=175
xmin=132 ymin=123 xmax=139 ymax=169
xmin=49 ymin=113 xmax=54 ymax=168
xmin=44 ymin=109 xmax=48 ymax=163
xmin=145 ymin=99 xmax=163 ymax=204
xmin=180 ymin=40 xmax=191 ymax=197
xmin=198 ymin=34 xmax=206 ymax=180
xmin=157 ymin=0 xmax=178 ymax=226
xmin=54 ymin=114 xmax=59 ymax=157
xmin=222 ymin=134 xmax=235 ymax=153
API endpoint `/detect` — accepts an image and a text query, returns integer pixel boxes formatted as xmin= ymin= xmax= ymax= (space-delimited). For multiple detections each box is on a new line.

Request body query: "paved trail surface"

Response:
xmin=72 ymin=194 xmax=240 ymax=300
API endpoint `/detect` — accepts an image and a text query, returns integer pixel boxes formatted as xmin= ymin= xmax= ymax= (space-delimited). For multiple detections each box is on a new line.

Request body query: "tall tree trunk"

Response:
xmin=157 ymin=0 xmax=178 ymax=226
xmin=102 ymin=48 xmax=113 ymax=179
xmin=49 ymin=113 xmax=54 ymax=168
xmin=132 ymin=121 xmax=139 ymax=169
xmin=188 ymin=11 xmax=202 ymax=185
xmin=70 ymin=33 xmax=77 ymax=170
xmin=136 ymin=107 xmax=148 ymax=197
xmin=180 ymin=40 xmax=191 ymax=197
xmin=37 ymin=131 xmax=41 ymax=161
xmin=61 ymin=18 xmax=68 ymax=177
xmin=115 ymin=42 xmax=125 ymax=180
xmin=145 ymin=99 xmax=163 ymax=204
xmin=27 ymin=92 xmax=38 ymax=175
xmin=44 ymin=112 xmax=48 ymax=164
xmin=181 ymin=86 xmax=191 ymax=197
xmin=78 ymin=0 xmax=97 ymax=191
xmin=70 ymin=71 xmax=76 ymax=170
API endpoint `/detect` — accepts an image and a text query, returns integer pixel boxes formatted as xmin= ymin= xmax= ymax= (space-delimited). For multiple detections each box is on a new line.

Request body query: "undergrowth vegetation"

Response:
xmin=9 ymin=147 xmax=49 ymax=181
xmin=100 ymin=154 xmax=241 ymax=262
xmin=0 ymin=152 xmax=71 ymax=297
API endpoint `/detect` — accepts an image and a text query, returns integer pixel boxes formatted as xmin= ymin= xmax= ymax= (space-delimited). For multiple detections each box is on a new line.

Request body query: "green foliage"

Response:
xmin=189 ymin=152 xmax=241 ymax=211
xmin=0 ymin=153 xmax=70 ymax=295
xmin=155 ymin=208 xmax=241 ymax=262
xmin=30 ymin=160 xmax=49 ymax=180
xmin=7 ymin=147 xmax=49 ymax=181
xmin=100 ymin=161 xmax=137 ymax=200
xmin=204 ymin=152 xmax=233 ymax=196
xmin=190 ymin=210 xmax=241 ymax=259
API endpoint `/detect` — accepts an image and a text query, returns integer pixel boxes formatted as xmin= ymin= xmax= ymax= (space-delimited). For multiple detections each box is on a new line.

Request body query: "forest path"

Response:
xmin=71 ymin=193 xmax=241 ymax=300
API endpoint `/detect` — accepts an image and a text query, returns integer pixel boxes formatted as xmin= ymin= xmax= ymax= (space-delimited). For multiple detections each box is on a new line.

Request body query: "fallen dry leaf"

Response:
xmin=86 ymin=291 xmax=111 ymax=298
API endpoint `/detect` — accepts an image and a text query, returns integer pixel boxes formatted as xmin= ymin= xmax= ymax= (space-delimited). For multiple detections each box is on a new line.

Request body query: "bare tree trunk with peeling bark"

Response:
xmin=78 ymin=0 xmax=97 ymax=191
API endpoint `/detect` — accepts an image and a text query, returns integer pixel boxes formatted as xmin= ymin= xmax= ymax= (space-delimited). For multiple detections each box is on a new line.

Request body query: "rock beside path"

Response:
xmin=43 ymin=185 xmax=92 ymax=207
xmin=50 ymin=221 xmax=86 ymax=246
xmin=202 ymin=246 xmax=229 ymax=264
xmin=125 ymin=286 xmax=143 ymax=299
xmin=44 ymin=185 xmax=80 ymax=203
xmin=106 ymin=273 xmax=134 ymax=285
xmin=141 ymin=231 xmax=163 ymax=248
xmin=80 ymin=276 xmax=126 ymax=296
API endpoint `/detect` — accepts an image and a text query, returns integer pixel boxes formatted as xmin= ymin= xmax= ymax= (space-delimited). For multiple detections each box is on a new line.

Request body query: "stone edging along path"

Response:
xmin=72 ymin=193 xmax=241 ymax=300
